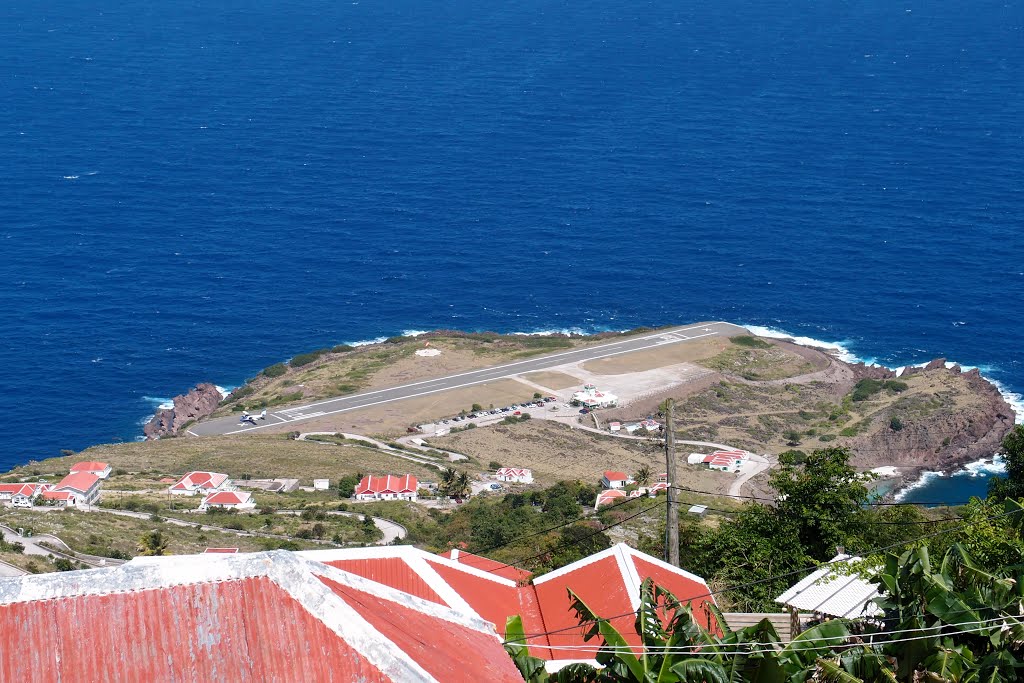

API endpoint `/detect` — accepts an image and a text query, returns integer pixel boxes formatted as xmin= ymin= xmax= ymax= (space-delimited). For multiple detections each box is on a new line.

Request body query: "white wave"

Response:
xmin=63 ymin=175 xmax=79 ymax=180
xmin=960 ymin=455 xmax=1006 ymax=477
xmin=512 ymin=327 xmax=590 ymax=337
xmin=740 ymin=325 xmax=869 ymax=365
xmin=401 ymin=329 xmax=429 ymax=337
xmin=215 ymin=385 xmax=233 ymax=399
xmin=893 ymin=470 xmax=944 ymax=502
xmin=741 ymin=323 xmax=1020 ymax=424
xmin=345 ymin=336 xmax=388 ymax=347
xmin=143 ymin=396 xmax=174 ymax=410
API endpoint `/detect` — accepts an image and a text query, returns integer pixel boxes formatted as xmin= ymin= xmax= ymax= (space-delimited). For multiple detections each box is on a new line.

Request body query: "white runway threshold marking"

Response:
xmin=219 ymin=327 xmax=730 ymax=435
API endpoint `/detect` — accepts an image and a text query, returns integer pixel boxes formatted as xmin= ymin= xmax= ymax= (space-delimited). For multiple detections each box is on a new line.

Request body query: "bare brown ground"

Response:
xmin=260 ymin=378 xmax=539 ymax=438
xmin=581 ymin=336 xmax=729 ymax=374
xmin=520 ymin=370 xmax=583 ymax=390
xmin=429 ymin=420 xmax=739 ymax=494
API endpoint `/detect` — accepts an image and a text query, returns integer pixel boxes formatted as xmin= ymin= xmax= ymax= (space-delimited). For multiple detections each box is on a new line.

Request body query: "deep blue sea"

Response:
xmin=2 ymin=0 xmax=1021 ymax=504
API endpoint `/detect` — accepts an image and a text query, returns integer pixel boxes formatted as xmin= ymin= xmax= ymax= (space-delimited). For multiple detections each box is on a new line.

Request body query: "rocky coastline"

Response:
xmin=143 ymin=383 xmax=223 ymax=439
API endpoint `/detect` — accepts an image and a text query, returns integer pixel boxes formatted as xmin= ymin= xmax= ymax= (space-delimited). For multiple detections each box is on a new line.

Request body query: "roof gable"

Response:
xmin=54 ymin=472 xmax=100 ymax=494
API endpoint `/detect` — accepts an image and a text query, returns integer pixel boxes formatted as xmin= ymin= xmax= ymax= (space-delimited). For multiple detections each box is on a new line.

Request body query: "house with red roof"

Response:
xmin=0 ymin=483 xmax=45 ymax=507
xmin=495 ymin=467 xmax=533 ymax=484
xmin=687 ymin=449 xmax=747 ymax=473
xmin=594 ymin=489 xmax=627 ymax=509
xmin=199 ymin=490 xmax=256 ymax=511
xmin=69 ymin=461 xmax=112 ymax=479
xmin=0 ymin=550 xmax=523 ymax=682
xmin=52 ymin=471 xmax=103 ymax=506
xmin=40 ymin=490 xmax=76 ymax=507
xmin=168 ymin=471 xmax=230 ymax=496
xmin=601 ymin=470 xmax=631 ymax=489
xmin=296 ymin=543 xmax=719 ymax=673
xmin=354 ymin=474 xmax=419 ymax=501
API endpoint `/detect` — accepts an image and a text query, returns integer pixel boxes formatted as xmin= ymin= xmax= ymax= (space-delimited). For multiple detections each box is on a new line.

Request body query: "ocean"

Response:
xmin=1 ymin=0 xmax=1021 ymax=505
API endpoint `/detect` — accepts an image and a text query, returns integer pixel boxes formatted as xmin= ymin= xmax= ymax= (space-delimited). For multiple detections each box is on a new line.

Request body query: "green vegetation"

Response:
xmin=730 ymin=334 xmax=773 ymax=349
xmin=851 ymin=378 xmax=909 ymax=402
xmin=262 ymin=362 xmax=288 ymax=378
xmin=989 ymin=425 xmax=1024 ymax=501
xmin=289 ymin=348 xmax=331 ymax=368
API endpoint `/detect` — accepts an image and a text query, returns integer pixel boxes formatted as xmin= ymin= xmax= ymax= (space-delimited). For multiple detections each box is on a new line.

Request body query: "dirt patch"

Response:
xmin=520 ymin=370 xmax=582 ymax=391
xmin=259 ymin=378 xmax=540 ymax=438
xmin=581 ymin=336 xmax=729 ymax=374
xmin=696 ymin=340 xmax=824 ymax=381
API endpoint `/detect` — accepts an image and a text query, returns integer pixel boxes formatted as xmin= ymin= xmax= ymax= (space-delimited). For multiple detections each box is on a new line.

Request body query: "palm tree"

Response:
xmin=440 ymin=467 xmax=457 ymax=497
xmin=633 ymin=465 xmax=652 ymax=488
xmin=137 ymin=529 xmax=168 ymax=556
xmin=455 ymin=471 xmax=471 ymax=499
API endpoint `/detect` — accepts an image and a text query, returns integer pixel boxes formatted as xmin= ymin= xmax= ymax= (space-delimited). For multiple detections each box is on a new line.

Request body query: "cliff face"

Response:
xmin=143 ymin=383 xmax=223 ymax=439
xmin=847 ymin=365 xmax=1015 ymax=473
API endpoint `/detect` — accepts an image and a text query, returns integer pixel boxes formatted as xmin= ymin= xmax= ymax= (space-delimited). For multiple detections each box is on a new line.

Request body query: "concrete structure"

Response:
xmin=601 ymin=471 xmax=631 ymax=489
xmin=313 ymin=479 xmax=331 ymax=491
xmin=199 ymin=490 xmax=256 ymax=511
xmin=52 ymin=472 xmax=102 ymax=506
xmin=69 ymin=461 xmax=112 ymax=479
xmin=167 ymin=471 xmax=230 ymax=496
xmin=494 ymin=467 xmax=533 ymax=484
xmin=203 ymin=548 xmax=239 ymax=554
xmin=571 ymin=384 xmax=618 ymax=408
xmin=355 ymin=475 xmax=419 ymax=502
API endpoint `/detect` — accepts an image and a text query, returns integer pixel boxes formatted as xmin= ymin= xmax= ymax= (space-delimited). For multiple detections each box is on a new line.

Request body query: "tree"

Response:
xmin=633 ymin=465 xmax=652 ymax=488
xmin=988 ymin=424 xmax=1024 ymax=501
xmin=440 ymin=467 xmax=458 ymax=497
xmin=770 ymin=446 xmax=870 ymax=560
xmin=137 ymin=529 xmax=168 ymax=556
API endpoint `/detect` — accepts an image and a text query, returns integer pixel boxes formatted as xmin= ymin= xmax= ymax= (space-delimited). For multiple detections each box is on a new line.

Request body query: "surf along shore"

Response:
xmin=135 ymin=323 xmax=1015 ymax=501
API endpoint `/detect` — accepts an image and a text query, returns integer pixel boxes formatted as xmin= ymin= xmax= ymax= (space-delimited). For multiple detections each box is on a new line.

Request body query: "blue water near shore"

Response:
xmin=1 ymin=0 xmax=1021 ymax=504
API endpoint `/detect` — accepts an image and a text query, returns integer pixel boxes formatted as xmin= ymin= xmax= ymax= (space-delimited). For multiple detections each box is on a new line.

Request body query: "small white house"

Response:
xmin=354 ymin=475 xmax=419 ymax=502
xmin=495 ymin=468 xmax=533 ymax=484
xmin=609 ymin=422 xmax=621 ymax=433
xmin=168 ymin=472 xmax=230 ymax=496
xmin=571 ymin=385 xmax=618 ymax=408
xmin=313 ymin=479 xmax=330 ymax=491
xmin=199 ymin=491 xmax=256 ymax=511
xmin=601 ymin=471 xmax=632 ymax=489
xmin=594 ymin=489 xmax=626 ymax=509
xmin=0 ymin=483 xmax=44 ymax=506
xmin=53 ymin=472 xmax=103 ymax=506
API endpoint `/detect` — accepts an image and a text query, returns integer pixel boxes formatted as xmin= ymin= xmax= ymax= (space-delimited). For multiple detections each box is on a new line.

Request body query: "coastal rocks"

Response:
xmin=143 ymin=383 xmax=223 ymax=439
xmin=848 ymin=363 xmax=897 ymax=381
xmin=848 ymin=365 xmax=1015 ymax=475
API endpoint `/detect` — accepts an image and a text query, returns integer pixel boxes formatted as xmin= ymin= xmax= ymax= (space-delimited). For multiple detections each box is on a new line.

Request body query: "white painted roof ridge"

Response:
xmin=613 ymin=544 xmax=643 ymax=611
xmin=269 ymin=554 xmax=440 ymax=683
xmin=308 ymin=557 xmax=496 ymax=636
xmin=423 ymin=552 xmax=520 ymax=588
xmin=532 ymin=543 xmax=625 ymax=585
xmin=620 ymin=545 xmax=713 ymax=589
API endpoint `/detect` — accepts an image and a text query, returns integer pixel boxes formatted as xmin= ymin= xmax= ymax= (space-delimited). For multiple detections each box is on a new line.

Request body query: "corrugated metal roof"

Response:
xmin=437 ymin=550 xmax=533 ymax=582
xmin=774 ymin=554 xmax=882 ymax=619
xmin=325 ymin=557 xmax=447 ymax=605
xmin=54 ymin=472 xmax=100 ymax=494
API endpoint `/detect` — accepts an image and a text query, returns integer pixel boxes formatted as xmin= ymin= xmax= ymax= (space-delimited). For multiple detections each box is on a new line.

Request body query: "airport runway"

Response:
xmin=188 ymin=321 xmax=747 ymax=437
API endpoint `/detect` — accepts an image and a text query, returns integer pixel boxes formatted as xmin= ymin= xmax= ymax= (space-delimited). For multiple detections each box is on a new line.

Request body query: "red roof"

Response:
xmin=41 ymin=491 xmax=74 ymax=501
xmin=603 ymin=471 xmax=628 ymax=481
xmin=202 ymin=548 xmax=239 ymax=554
xmin=0 ymin=483 xmax=39 ymax=496
xmin=437 ymin=549 xmax=532 ymax=583
xmin=355 ymin=474 xmax=418 ymax=495
xmin=495 ymin=467 xmax=530 ymax=478
xmin=69 ymin=461 xmax=108 ymax=472
xmin=171 ymin=471 xmax=229 ymax=490
xmin=0 ymin=551 xmax=522 ymax=682
xmin=54 ymin=472 xmax=100 ymax=494
xmin=203 ymin=491 xmax=250 ymax=506
xmin=595 ymin=489 xmax=626 ymax=507
xmin=324 ymin=557 xmax=446 ymax=605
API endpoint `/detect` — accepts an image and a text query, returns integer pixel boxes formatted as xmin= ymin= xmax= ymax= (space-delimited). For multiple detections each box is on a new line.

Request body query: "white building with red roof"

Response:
xmin=571 ymin=384 xmax=618 ymax=408
xmin=199 ymin=490 xmax=256 ymax=511
xmin=0 ymin=550 xmax=523 ymax=682
xmin=354 ymin=474 xmax=419 ymax=501
xmin=494 ymin=467 xmax=533 ymax=484
xmin=594 ymin=489 xmax=627 ymax=509
xmin=68 ymin=461 xmax=112 ymax=479
xmin=689 ymin=449 xmax=748 ymax=473
xmin=601 ymin=470 xmax=631 ymax=489
xmin=40 ymin=490 xmax=76 ymax=507
xmin=52 ymin=471 xmax=103 ymax=506
xmin=167 ymin=471 xmax=231 ymax=496
xmin=0 ymin=483 xmax=45 ymax=507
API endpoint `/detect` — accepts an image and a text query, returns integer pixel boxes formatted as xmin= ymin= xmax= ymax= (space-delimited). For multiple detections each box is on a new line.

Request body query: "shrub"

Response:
xmin=730 ymin=335 xmax=772 ymax=349
xmin=851 ymin=379 xmax=884 ymax=402
xmin=289 ymin=348 xmax=330 ymax=368
xmin=488 ymin=461 xmax=502 ymax=470
xmin=890 ymin=416 xmax=904 ymax=431
xmin=385 ymin=336 xmax=406 ymax=344
xmin=263 ymin=363 xmax=288 ymax=378
xmin=331 ymin=344 xmax=354 ymax=353
xmin=471 ymin=403 xmax=483 ymax=412
xmin=533 ymin=392 xmax=542 ymax=399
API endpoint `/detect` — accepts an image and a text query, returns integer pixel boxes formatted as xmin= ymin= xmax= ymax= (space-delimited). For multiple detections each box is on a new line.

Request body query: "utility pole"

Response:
xmin=664 ymin=399 xmax=679 ymax=567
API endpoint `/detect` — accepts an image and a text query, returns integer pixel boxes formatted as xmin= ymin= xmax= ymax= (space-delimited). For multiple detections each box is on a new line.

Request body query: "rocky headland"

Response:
xmin=143 ymin=383 xmax=223 ymax=439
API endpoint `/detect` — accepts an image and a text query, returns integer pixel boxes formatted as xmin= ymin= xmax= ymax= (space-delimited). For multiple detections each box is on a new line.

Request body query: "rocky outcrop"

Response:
xmin=848 ymin=365 xmax=1015 ymax=474
xmin=143 ymin=383 xmax=223 ymax=439
xmin=848 ymin=363 xmax=897 ymax=381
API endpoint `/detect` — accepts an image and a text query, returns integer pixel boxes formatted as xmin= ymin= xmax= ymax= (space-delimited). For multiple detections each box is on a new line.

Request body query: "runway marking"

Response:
xmin=221 ymin=331 xmax=721 ymax=435
xmin=268 ymin=322 xmax=738 ymax=414
xmin=269 ymin=414 xmax=288 ymax=423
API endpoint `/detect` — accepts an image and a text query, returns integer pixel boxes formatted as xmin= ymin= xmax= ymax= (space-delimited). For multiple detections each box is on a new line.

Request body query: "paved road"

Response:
xmin=190 ymin=321 xmax=747 ymax=437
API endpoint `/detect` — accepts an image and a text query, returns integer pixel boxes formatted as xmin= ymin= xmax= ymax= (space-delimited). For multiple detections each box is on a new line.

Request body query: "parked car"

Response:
xmin=579 ymin=408 xmax=590 ymax=414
